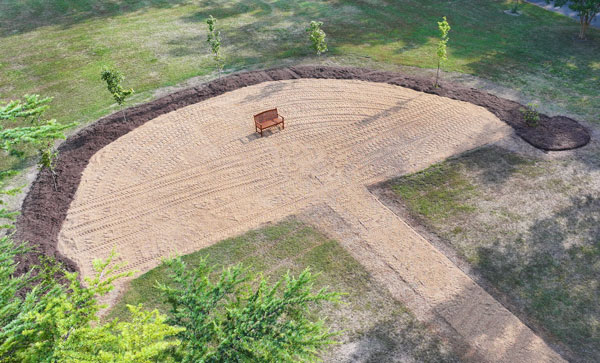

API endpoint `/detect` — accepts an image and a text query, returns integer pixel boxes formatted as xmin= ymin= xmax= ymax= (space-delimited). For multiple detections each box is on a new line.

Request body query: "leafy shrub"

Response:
xmin=101 ymin=67 xmax=134 ymax=121
xmin=206 ymin=15 xmax=224 ymax=77
xmin=435 ymin=17 xmax=451 ymax=87
xmin=158 ymin=257 xmax=340 ymax=362
xmin=306 ymin=21 xmax=328 ymax=56
xmin=521 ymin=102 xmax=540 ymax=127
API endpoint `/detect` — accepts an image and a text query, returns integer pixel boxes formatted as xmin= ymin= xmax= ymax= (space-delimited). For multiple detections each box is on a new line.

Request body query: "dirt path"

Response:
xmin=57 ymin=79 xmax=562 ymax=362
xmin=303 ymin=188 xmax=563 ymax=362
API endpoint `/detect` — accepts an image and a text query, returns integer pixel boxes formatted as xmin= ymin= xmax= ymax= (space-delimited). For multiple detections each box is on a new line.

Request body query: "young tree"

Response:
xmin=206 ymin=15 xmax=224 ymax=77
xmin=435 ymin=16 xmax=451 ymax=88
xmin=306 ymin=20 xmax=328 ymax=56
xmin=37 ymin=143 xmax=59 ymax=191
xmin=158 ymin=257 xmax=340 ymax=362
xmin=546 ymin=0 xmax=600 ymax=39
xmin=101 ymin=67 xmax=134 ymax=121
xmin=0 ymin=95 xmax=76 ymax=228
xmin=510 ymin=0 xmax=522 ymax=14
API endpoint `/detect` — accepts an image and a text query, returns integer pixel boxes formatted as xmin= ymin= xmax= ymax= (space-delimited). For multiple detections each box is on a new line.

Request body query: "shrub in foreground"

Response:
xmin=158 ymin=257 xmax=341 ymax=362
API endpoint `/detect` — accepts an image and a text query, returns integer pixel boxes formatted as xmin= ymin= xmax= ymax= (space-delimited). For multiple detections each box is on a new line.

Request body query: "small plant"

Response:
xmin=206 ymin=15 xmax=224 ymax=77
xmin=435 ymin=16 xmax=451 ymax=88
xmin=101 ymin=67 xmax=134 ymax=121
xmin=521 ymin=102 xmax=540 ymax=127
xmin=306 ymin=20 xmax=328 ymax=56
xmin=510 ymin=0 xmax=521 ymax=13
xmin=38 ymin=143 xmax=58 ymax=191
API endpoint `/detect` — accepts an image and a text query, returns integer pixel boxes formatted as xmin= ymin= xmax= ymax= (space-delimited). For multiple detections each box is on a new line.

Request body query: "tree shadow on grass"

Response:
xmin=457 ymin=146 xmax=542 ymax=187
xmin=179 ymin=0 xmax=273 ymax=23
xmin=0 ymin=0 xmax=190 ymax=36
xmin=454 ymin=4 xmax=600 ymax=123
xmin=176 ymin=0 xmax=432 ymax=63
xmin=335 ymin=318 xmax=460 ymax=363
xmin=474 ymin=194 xmax=600 ymax=362
xmin=166 ymin=34 xmax=205 ymax=57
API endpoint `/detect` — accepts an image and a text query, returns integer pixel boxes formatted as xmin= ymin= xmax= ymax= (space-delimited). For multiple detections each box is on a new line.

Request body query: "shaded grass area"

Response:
xmin=1 ymin=0 xmax=599 ymax=171
xmin=106 ymin=219 xmax=459 ymax=362
xmin=389 ymin=146 xmax=600 ymax=362
xmin=0 ymin=0 xmax=189 ymax=32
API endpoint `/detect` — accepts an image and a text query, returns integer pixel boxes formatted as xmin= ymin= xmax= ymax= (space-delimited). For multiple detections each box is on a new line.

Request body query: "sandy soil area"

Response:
xmin=55 ymin=79 xmax=564 ymax=362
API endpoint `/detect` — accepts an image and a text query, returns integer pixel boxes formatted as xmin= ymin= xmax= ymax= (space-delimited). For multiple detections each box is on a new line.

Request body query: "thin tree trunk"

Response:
xmin=121 ymin=108 xmax=127 ymax=122
xmin=51 ymin=171 xmax=57 ymax=192
xmin=435 ymin=60 xmax=441 ymax=88
xmin=578 ymin=14 xmax=591 ymax=40
xmin=579 ymin=16 xmax=590 ymax=40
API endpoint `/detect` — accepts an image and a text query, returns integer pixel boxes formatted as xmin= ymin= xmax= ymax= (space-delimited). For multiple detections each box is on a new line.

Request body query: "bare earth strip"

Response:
xmin=58 ymin=79 xmax=563 ymax=362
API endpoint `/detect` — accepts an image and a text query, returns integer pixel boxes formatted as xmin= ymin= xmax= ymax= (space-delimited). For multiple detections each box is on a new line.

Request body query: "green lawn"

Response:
xmin=389 ymin=145 xmax=600 ymax=362
xmin=1 ymin=0 xmax=599 ymax=171
xmin=106 ymin=219 xmax=459 ymax=362
xmin=3 ymin=1 xmax=600 ymax=359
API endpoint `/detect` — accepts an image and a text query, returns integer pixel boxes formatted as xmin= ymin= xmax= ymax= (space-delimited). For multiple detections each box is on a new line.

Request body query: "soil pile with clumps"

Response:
xmin=14 ymin=65 xmax=590 ymax=275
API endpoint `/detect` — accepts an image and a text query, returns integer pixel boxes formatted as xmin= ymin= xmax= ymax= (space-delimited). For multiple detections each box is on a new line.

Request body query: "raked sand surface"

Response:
xmin=58 ymin=79 xmax=563 ymax=362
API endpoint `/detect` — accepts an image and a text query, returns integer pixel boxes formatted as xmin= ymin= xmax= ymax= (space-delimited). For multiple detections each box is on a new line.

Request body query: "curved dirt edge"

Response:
xmin=14 ymin=65 xmax=590 ymax=274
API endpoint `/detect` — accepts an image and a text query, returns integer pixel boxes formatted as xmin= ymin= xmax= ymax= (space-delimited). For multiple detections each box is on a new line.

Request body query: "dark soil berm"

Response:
xmin=14 ymin=65 xmax=590 ymax=275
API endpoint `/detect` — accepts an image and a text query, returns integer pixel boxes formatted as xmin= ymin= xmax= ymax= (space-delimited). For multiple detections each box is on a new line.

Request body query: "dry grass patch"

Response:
xmin=388 ymin=145 xmax=600 ymax=362
xmin=106 ymin=219 xmax=459 ymax=362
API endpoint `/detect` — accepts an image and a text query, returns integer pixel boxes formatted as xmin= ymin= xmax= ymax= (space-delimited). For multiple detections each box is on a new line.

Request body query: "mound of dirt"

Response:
xmin=14 ymin=65 xmax=590 ymax=275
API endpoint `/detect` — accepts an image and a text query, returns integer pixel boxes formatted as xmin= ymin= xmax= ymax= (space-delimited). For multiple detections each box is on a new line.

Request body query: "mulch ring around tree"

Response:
xmin=14 ymin=65 xmax=591 ymax=276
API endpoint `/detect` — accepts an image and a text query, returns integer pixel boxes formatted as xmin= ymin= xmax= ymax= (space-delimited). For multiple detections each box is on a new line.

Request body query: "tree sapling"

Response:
xmin=306 ymin=20 xmax=328 ymax=56
xmin=435 ymin=17 xmax=451 ymax=88
xmin=101 ymin=67 xmax=134 ymax=121
xmin=206 ymin=15 xmax=224 ymax=77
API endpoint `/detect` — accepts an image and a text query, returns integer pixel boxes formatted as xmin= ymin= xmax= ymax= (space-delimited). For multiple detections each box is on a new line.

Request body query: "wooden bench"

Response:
xmin=254 ymin=108 xmax=285 ymax=137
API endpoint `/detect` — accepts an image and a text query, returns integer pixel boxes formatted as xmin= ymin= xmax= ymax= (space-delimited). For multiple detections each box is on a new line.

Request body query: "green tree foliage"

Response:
xmin=206 ymin=15 xmax=224 ymax=77
xmin=0 ymin=95 xmax=76 ymax=228
xmin=521 ymin=102 xmax=540 ymax=127
xmin=0 ymin=95 xmax=75 ymax=157
xmin=158 ymin=257 xmax=340 ymax=362
xmin=0 ymin=171 xmax=20 ymax=229
xmin=0 ymin=248 xmax=127 ymax=362
xmin=510 ymin=0 xmax=522 ymax=13
xmin=1 ymin=239 xmax=340 ymax=362
xmin=38 ymin=143 xmax=59 ymax=191
xmin=100 ymin=67 xmax=134 ymax=121
xmin=56 ymin=304 xmax=183 ymax=362
xmin=546 ymin=0 xmax=600 ymax=39
xmin=306 ymin=21 xmax=328 ymax=56
xmin=435 ymin=16 xmax=451 ymax=88
xmin=0 ymin=94 xmax=51 ymax=122
xmin=0 ymin=239 xmax=180 ymax=363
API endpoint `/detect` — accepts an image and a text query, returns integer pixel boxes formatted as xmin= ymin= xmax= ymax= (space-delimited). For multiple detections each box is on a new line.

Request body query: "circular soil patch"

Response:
xmin=15 ymin=65 xmax=590 ymax=275
xmin=57 ymin=79 xmax=510 ymax=279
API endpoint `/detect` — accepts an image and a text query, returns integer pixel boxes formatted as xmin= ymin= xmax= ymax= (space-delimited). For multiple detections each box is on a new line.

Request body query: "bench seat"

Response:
xmin=254 ymin=109 xmax=285 ymax=136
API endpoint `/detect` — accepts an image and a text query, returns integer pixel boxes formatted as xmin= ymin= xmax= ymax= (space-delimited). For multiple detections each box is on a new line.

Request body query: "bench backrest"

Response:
xmin=254 ymin=108 xmax=278 ymax=123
